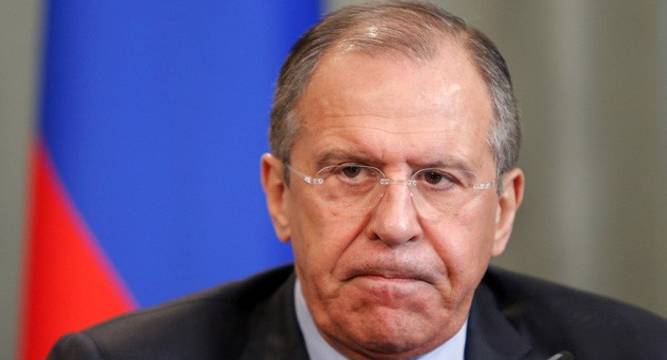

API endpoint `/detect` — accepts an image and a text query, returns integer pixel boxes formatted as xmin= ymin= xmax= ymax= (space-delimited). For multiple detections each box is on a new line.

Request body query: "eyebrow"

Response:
xmin=312 ymin=148 xmax=479 ymax=181
xmin=313 ymin=149 xmax=381 ymax=170
xmin=412 ymin=158 xmax=478 ymax=182
xmin=412 ymin=157 xmax=475 ymax=173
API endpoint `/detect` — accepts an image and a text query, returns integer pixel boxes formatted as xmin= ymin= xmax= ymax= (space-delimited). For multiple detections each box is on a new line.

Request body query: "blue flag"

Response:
xmin=21 ymin=2 xmax=320 ymax=359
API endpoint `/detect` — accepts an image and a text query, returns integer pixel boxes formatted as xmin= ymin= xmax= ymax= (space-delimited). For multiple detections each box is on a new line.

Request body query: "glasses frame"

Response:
xmin=283 ymin=161 xmax=499 ymax=218
xmin=284 ymin=163 xmax=496 ymax=191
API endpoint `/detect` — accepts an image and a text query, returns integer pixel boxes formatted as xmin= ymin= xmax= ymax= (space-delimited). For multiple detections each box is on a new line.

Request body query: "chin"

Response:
xmin=328 ymin=305 xmax=445 ymax=358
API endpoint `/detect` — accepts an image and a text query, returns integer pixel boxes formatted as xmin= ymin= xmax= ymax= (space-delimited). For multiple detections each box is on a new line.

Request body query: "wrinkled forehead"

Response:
xmin=291 ymin=44 xmax=494 ymax=172
xmin=298 ymin=39 xmax=490 ymax=119
xmin=299 ymin=44 xmax=491 ymax=130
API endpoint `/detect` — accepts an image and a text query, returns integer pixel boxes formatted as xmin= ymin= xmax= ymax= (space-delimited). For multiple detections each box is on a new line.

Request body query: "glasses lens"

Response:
xmin=317 ymin=165 xmax=384 ymax=212
xmin=308 ymin=165 xmax=489 ymax=218
xmin=411 ymin=168 xmax=473 ymax=218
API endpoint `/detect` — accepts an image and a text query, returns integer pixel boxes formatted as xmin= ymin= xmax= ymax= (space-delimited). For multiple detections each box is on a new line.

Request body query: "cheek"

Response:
xmin=425 ymin=199 xmax=498 ymax=284
xmin=456 ymin=196 xmax=497 ymax=246
xmin=287 ymin=192 xmax=366 ymax=283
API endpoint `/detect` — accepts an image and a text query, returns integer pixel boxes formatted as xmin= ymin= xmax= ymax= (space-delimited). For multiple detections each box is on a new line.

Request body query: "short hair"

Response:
xmin=270 ymin=0 xmax=520 ymax=177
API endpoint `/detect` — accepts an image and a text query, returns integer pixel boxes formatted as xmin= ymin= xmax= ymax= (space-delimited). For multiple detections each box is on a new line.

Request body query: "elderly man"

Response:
xmin=49 ymin=1 xmax=666 ymax=359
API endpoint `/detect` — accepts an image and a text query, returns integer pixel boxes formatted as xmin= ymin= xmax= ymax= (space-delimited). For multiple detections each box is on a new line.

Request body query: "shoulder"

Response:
xmin=481 ymin=266 xmax=667 ymax=359
xmin=48 ymin=265 xmax=295 ymax=360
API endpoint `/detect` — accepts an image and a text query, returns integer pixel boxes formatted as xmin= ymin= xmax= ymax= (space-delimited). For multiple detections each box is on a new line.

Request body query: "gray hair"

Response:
xmin=270 ymin=0 xmax=520 ymax=178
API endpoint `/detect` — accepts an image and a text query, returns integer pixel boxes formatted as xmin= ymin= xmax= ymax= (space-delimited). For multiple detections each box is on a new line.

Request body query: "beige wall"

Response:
xmin=1 ymin=1 xmax=665 ymax=359
xmin=327 ymin=0 xmax=667 ymax=317
xmin=658 ymin=0 xmax=667 ymax=318
xmin=0 ymin=0 xmax=39 ymax=359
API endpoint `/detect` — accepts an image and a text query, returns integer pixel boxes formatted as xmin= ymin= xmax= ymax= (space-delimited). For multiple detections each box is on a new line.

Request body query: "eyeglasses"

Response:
xmin=285 ymin=162 xmax=495 ymax=219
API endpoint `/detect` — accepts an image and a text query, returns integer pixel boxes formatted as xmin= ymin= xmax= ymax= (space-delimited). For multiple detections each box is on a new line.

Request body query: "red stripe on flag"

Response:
xmin=19 ymin=140 xmax=135 ymax=360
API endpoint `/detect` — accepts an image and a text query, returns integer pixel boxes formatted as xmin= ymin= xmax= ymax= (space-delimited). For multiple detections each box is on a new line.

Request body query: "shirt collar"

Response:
xmin=294 ymin=279 xmax=468 ymax=360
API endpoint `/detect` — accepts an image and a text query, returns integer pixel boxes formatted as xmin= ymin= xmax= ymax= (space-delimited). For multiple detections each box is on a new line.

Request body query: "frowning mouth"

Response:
xmin=344 ymin=267 xmax=434 ymax=285
xmin=343 ymin=268 xmax=435 ymax=303
xmin=354 ymin=275 xmax=423 ymax=285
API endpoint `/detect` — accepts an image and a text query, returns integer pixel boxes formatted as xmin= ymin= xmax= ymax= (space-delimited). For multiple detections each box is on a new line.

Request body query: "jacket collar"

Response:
xmin=240 ymin=266 xmax=539 ymax=360
xmin=240 ymin=270 xmax=310 ymax=360
xmin=465 ymin=278 xmax=536 ymax=360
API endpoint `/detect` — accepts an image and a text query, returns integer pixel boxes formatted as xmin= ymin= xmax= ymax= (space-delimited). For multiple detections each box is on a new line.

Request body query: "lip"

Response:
xmin=346 ymin=272 xmax=432 ymax=303
xmin=353 ymin=274 xmax=423 ymax=284
xmin=343 ymin=265 xmax=434 ymax=285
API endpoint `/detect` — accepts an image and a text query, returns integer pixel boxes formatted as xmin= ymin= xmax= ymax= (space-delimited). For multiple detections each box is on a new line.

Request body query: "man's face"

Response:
xmin=262 ymin=41 xmax=523 ymax=358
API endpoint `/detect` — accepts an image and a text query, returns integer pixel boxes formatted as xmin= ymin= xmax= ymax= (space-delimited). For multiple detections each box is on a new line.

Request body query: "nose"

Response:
xmin=367 ymin=183 xmax=422 ymax=247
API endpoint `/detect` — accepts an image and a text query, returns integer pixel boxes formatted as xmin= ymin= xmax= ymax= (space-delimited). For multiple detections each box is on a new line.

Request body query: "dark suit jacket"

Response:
xmin=48 ymin=265 xmax=667 ymax=359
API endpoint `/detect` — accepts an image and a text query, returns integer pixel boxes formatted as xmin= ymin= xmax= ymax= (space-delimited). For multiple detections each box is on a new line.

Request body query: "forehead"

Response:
xmin=292 ymin=41 xmax=494 ymax=170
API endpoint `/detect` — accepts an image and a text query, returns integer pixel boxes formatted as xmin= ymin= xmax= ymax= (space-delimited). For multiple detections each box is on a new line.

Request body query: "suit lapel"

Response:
xmin=240 ymin=271 xmax=310 ymax=360
xmin=465 ymin=281 xmax=536 ymax=360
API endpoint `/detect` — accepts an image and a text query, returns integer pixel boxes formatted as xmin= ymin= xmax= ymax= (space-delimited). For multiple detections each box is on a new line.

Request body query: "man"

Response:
xmin=49 ymin=1 xmax=666 ymax=359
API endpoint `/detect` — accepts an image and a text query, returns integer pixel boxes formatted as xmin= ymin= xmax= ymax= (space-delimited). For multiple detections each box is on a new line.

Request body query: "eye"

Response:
xmin=341 ymin=165 xmax=362 ymax=178
xmin=329 ymin=164 xmax=379 ymax=186
xmin=416 ymin=169 xmax=458 ymax=190
xmin=423 ymin=170 xmax=445 ymax=185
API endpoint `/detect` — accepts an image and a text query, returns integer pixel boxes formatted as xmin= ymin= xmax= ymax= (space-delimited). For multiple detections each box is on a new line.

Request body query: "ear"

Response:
xmin=260 ymin=153 xmax=291 ymax=242
xmin=491 ymin=168 xmax=525 ymax=256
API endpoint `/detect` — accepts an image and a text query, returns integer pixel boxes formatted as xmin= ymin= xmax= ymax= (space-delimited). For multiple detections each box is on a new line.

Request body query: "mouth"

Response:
xmin=353 ymin=275 xmax=425 ymax=288
xmin=344 ymin=266 xmax=434 ymax=285
xmin=341 ymin=266 xmax=436 ymax=305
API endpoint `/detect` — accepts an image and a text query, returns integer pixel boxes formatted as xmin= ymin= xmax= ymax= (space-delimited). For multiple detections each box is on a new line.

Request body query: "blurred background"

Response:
xmin=1 ymin=0 xmax=665 ymax=359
